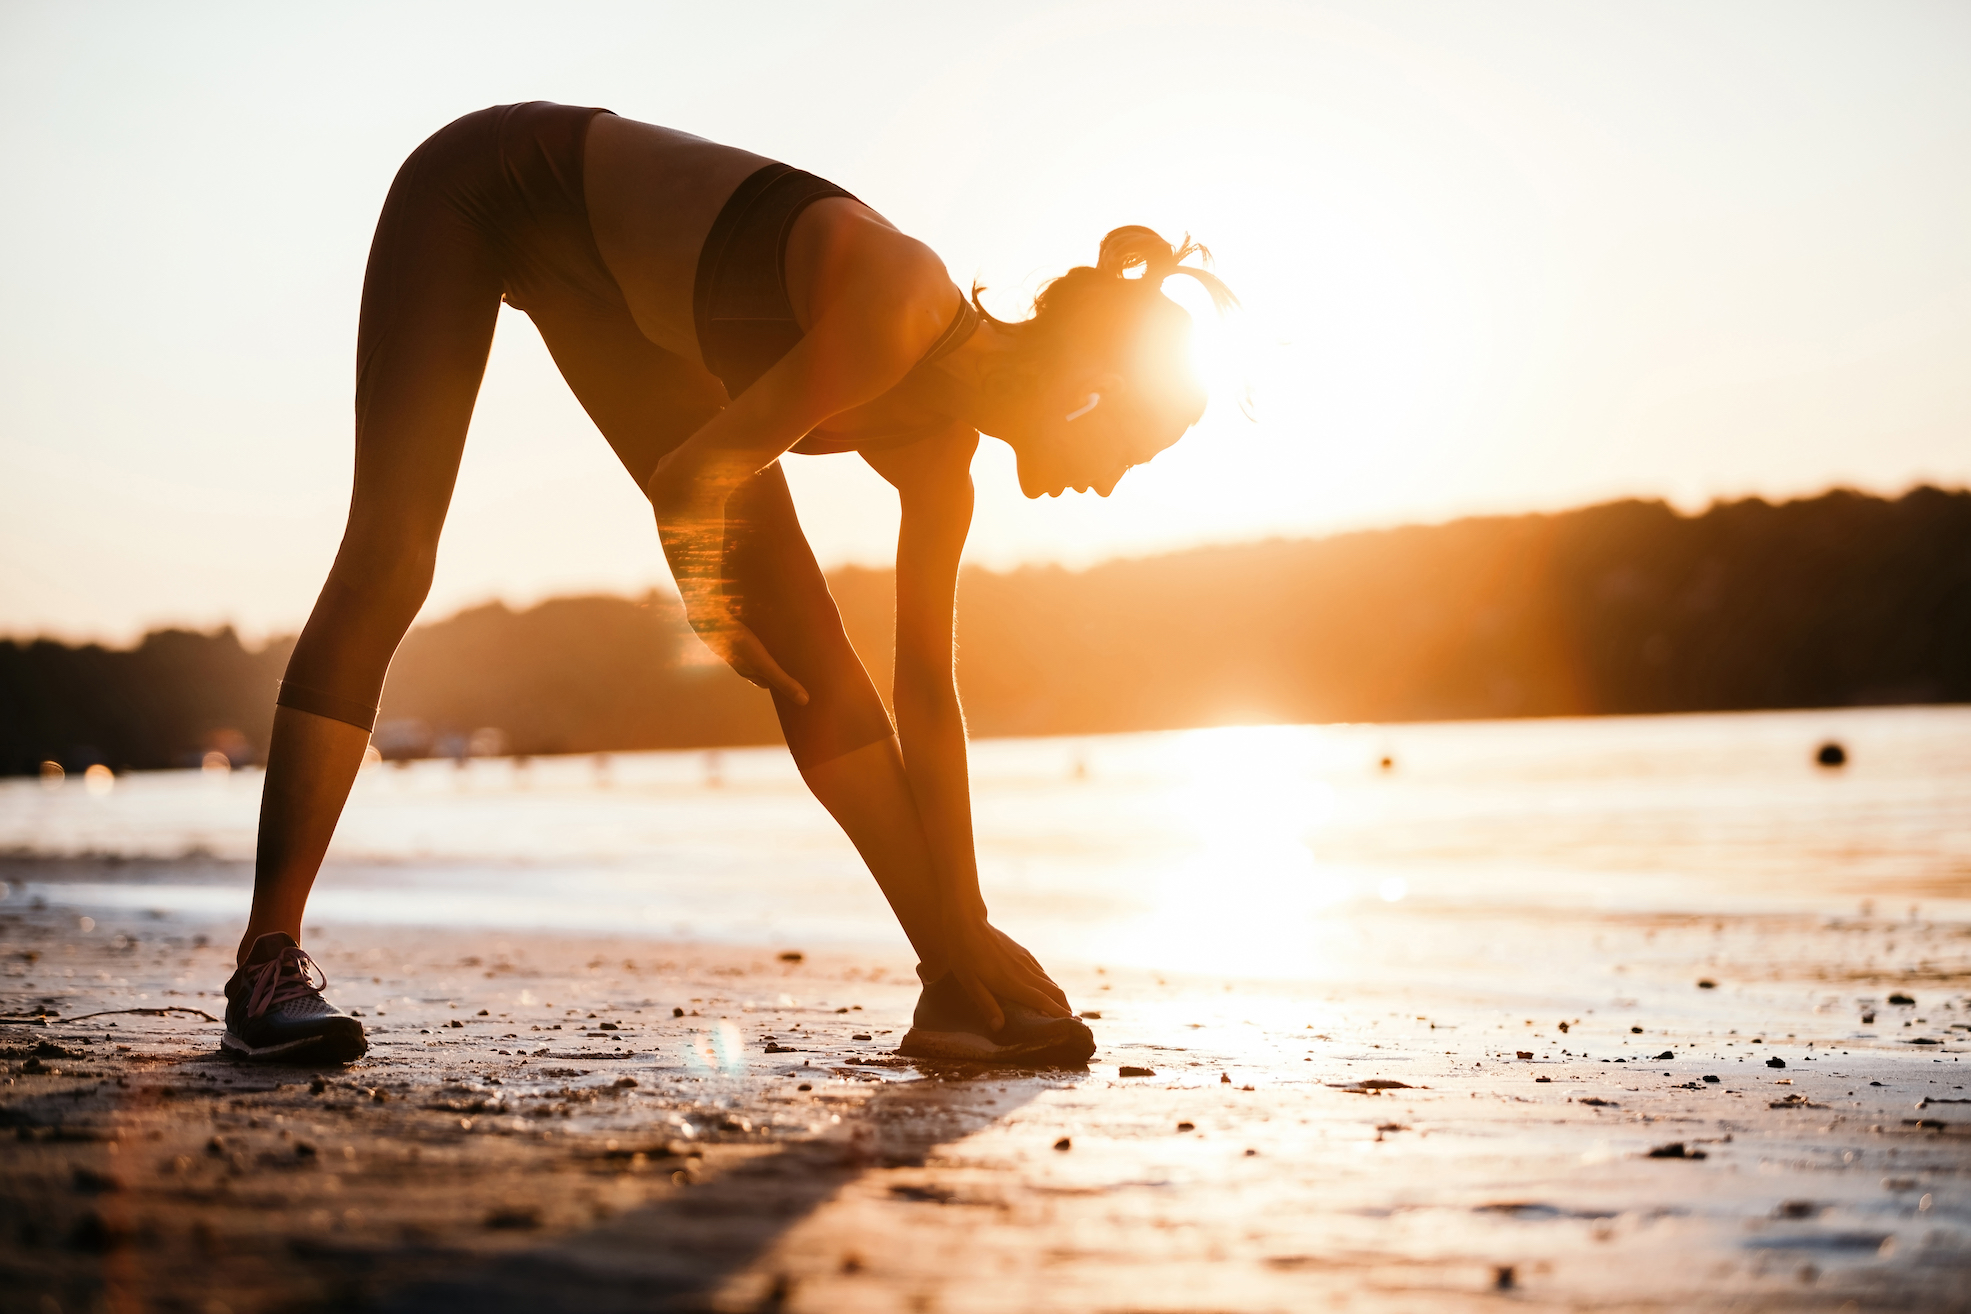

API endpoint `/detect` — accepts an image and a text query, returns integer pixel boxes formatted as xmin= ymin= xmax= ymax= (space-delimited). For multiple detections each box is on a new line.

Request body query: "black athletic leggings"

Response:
xmin=278 ymin=102 xmax=895 ymax=769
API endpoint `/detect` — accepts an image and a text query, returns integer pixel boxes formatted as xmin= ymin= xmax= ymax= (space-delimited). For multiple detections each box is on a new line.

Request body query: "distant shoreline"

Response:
xmin=5 ymin=486 xmax=1966 ymax=774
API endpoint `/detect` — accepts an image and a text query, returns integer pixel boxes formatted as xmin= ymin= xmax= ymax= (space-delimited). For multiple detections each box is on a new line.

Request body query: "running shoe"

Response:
xmin=221 ymin=932 xmax=367 ymax=1063
xmin=897 ymin=972 xmax=1094 ymax=1065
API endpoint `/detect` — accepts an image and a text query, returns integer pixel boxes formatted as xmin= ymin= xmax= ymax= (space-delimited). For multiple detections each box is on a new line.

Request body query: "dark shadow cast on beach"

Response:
xmin=362 ymin=1071 xmax=1052 ymax=1313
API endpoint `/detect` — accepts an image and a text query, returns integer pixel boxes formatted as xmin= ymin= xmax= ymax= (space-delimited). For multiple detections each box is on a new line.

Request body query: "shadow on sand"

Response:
xmin=364 ymin=1067 xmax=1058 ymax=1312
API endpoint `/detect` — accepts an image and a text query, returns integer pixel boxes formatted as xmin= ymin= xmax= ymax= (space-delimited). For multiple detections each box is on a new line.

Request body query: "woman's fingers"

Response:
xmin=955 ymin=971 xmax=1005 ymax=1033
xmin=1008 ymin=955 xmax=1070 ymax=1010
xmin=970 ymin=960 xmax=1070 ymax=1020
xmin=955 ymin=925 xmax=1073 ymax=1020
xmin=985 ymin=928 xmax=1071 ymax=1011
xmin=724 ymin=626 xmax=809 ymax=705
xmin=1003 ymin=979 xmax=1071 ymax=1019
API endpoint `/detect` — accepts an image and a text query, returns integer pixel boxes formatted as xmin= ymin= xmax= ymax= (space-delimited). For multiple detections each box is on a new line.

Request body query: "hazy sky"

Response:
xmin=4 ymin=1 xmax=1967 ymax=643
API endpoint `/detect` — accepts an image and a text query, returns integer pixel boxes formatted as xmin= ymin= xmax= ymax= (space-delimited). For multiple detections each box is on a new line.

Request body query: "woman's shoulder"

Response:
xmin=788 ymin=203 xmax=954 ymax=344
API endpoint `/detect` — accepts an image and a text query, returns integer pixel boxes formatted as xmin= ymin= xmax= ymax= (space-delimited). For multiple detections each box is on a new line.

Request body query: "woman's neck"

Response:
xmin=918 ymin=317 xmax=1020 ymax=436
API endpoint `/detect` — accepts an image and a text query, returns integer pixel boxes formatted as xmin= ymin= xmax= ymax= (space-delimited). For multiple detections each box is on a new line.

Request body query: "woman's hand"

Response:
xmin=945 ymin=915 xmax=1072 ymax=1032
xmin=648 ymin=449 xmax=808 ymax=707
xmin=691 ymin=600 xmax=808 ymax=706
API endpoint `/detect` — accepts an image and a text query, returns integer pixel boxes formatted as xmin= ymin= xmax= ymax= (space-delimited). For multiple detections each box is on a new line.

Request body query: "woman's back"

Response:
xmin=583 ymin=115 xmax=776 ymax=363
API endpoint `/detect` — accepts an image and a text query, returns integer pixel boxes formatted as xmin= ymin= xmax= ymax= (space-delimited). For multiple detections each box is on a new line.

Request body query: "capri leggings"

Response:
xmin=277 ymin=102 xmax=896 ymax=769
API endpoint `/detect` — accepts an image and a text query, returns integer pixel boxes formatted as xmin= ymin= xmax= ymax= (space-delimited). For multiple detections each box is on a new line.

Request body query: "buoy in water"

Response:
xmin=1815 ymin=741 xmax=1847 ymax=769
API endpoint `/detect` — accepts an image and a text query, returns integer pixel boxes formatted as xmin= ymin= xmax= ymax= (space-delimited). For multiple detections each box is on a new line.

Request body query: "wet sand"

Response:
xmin=4 ymin=896 xmax=1970 ymax=1313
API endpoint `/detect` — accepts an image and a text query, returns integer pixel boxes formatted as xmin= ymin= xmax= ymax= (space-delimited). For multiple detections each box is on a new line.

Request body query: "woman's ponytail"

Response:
xmin=1095 ymin=227 xmax=1239 ymax=314
xmin=970 ymin=224 xmax=1237 ymax=430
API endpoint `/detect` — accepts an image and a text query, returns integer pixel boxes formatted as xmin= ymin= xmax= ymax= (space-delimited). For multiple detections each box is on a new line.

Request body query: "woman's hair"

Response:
xmin=973 ymin=226 xmax=1238 ymax=428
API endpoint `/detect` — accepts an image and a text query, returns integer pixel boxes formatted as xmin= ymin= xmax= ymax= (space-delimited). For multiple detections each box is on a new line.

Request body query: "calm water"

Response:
xmin=4 ymin=706 xmax=1968 ymax=976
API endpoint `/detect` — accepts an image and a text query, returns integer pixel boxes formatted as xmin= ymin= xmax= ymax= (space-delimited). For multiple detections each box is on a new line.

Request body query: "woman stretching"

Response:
xmin=223 ymin=102 xmax=1235 ymax=1066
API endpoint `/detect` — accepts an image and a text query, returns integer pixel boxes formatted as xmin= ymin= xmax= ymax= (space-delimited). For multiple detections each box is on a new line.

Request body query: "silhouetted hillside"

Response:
xmin=4 ymin=487 xmax=1966 ymax=774
xmin=372 ymin=592 xmax=779 ymax=759
xmin=0 ymin=628 xmax=294 ymax=774
xmin=928 ymin=485 xmax=1971 ymax=733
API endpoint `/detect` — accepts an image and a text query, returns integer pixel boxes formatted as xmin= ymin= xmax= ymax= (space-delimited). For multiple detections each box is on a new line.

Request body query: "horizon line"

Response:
xmin=8 ymin=480 xmax=1961 ymax=652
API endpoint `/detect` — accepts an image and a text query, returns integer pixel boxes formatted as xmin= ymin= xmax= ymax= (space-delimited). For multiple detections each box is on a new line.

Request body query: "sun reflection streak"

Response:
xmin=1087 ymin=726 xmax=1360 ymax=977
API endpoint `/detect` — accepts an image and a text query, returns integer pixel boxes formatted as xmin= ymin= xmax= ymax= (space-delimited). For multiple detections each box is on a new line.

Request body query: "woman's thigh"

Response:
xmin=281 ymin=116 xmax=509 ymax=722
xmin=526 ymin=297 xmax=895 ymax=767
xmin=523 ymin=294 xmax=726 ymax=484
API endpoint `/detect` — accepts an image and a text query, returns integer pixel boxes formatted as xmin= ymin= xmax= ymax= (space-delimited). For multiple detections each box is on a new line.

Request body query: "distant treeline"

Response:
xmin=3 ymin=487 xmax=1966 ymax=774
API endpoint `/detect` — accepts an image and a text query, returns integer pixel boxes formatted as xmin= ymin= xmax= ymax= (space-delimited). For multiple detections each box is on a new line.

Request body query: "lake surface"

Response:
xmin=5 ymin=706 xmax=1967 ymax=978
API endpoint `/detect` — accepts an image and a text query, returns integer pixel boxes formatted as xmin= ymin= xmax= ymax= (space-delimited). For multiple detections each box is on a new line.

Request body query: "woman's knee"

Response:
xmin=322 ymin=532 xmax=438 ymax=635
xmin=774 ymin=656 xmax=895 ymax=771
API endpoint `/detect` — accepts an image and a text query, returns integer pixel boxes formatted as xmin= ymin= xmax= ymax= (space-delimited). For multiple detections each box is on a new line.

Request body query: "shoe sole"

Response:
xmin=897 ymin=1024 xmax=1094 ymax=1066
xmin=221 ymin=1025 xmax=368 ymax=1065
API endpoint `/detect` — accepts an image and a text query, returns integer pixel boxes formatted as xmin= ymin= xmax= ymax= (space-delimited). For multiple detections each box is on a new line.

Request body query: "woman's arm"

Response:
xmin=645 ymin=228 xmax=951 ymax=700
xmin=864 ymin=433 xmax=1072 ymax=1024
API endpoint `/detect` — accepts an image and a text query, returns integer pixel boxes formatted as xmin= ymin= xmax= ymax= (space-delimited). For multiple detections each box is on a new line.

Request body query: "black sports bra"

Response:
xmin=691 ymin=163 xmax=977 ymax=455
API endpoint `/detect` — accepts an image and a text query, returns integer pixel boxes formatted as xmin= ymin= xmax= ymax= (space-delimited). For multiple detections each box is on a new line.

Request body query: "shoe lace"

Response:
xmin=242 ymin=945 xmax=329 ymax=1019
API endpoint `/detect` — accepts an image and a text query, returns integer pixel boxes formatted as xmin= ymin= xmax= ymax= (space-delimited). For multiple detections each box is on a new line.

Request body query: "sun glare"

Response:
xmin=1086 ymin=726 xmax=1358 ymax=977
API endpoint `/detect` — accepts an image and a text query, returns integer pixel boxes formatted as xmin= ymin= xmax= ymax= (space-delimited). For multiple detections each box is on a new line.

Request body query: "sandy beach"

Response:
xmin=8 ymin=3 xmax=1969 ymax=1309
xmin=5 ymin=885 xmax=1969 ymax=1314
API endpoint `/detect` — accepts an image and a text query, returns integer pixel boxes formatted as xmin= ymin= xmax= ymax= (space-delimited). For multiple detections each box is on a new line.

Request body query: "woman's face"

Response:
xmin=1005 ymin=370 xmax=1186 ymax=499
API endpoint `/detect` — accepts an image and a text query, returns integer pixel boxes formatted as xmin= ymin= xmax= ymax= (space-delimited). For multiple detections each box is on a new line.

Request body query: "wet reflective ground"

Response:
xmin=4 ymin=898 xmax=1969 ymax=1312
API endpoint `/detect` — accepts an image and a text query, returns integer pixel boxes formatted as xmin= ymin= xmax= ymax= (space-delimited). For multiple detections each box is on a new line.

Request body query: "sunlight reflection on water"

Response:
xmin=3 ymin=706 xmax=1967 ymax=978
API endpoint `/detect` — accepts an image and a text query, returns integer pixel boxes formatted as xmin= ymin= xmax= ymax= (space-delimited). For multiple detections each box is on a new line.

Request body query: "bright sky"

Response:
xmin=4 ymin=1 xmax=1967 ymax=643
